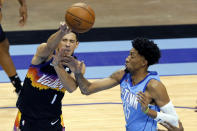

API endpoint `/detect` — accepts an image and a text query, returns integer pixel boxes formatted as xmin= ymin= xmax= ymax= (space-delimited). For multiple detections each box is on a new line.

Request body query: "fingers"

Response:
xmin=160 ymin=121 xmax=182 ymax=131
xmin=59 ymin=21 xmax=71 ymax=33
xmin=157 ymin=129 xmax=166 ymax=131
xmin=137 ymin=91 xmax=149 ymax=112
xmin=61 ymin=61 xmax=68 ymax=66
xmin=137 ymin=91 xmax=147 ymax=105
xmin=163 ymin=121 xmax=175 ymax=128
xmin=178 ymin=120 xmax=184 ymax=130
xmin=160 ymin=122 xmax=170 ymax=129
xmin=61 ymin=56 xmax=74 ymax=63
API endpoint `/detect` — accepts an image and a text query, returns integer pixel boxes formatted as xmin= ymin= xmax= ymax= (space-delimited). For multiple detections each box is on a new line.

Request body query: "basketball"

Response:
xmin=65 ymin=2 xmax=95 ymax=33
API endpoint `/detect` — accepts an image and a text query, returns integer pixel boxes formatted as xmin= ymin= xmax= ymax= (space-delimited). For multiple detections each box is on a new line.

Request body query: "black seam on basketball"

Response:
xmin=66 ymin=11 xmax=94 ymax=24
xmin=68 ymin=6 xmax=95 ymax=19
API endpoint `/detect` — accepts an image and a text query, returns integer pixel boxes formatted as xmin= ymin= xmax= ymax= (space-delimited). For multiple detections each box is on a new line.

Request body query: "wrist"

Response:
xmin=50 ymin=61 xmax=59 ymax=67
xmin=143 ymin=106 xmax=149 ymax=114
xmin=75 ymin=72 xmax=83 ymax=76
xmin=74 ymin=73 xmax=83 ymax=79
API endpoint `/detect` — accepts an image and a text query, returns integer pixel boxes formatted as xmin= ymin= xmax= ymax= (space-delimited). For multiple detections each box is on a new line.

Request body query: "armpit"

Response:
xmin=110 ymin=69 xmax=125 ymax=83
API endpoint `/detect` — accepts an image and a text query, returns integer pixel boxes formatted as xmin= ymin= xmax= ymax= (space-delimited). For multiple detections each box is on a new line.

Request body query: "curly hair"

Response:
xmin=132 ymin=38 xmax=161 ymax=66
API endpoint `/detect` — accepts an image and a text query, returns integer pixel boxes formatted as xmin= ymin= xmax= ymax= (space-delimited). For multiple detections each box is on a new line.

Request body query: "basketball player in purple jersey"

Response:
xmin=14 ymin=22 xmax=85 ymax=131
xmin=61 ymin=38 xmax=181 ymax=131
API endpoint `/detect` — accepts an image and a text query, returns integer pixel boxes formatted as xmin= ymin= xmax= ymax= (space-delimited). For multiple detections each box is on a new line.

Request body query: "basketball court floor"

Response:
xmin=0 ymin=76 xmax=197 ymax=130
xmin=0 ymin=0 xmax=197 ymax=130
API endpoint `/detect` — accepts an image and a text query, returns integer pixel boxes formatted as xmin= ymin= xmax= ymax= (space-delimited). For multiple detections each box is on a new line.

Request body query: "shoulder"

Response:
xmin=147 ymin=79 xmax=165 ymax=91
xmin=110 ymin=68 xmax=125 ymax=83
xmin=32 ymin=43 xmax=50 ymax=65
xmin=147 ymin=79 xmax=169 ymax=99
xmin=147 ymin=78 xmax=170 ymax=107
xmin=36 ymin=42 xmax=48 ymax=51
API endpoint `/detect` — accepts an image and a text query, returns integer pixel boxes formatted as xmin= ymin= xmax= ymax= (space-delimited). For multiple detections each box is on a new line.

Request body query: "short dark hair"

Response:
xmin=71 ymin=31 xmax=79 ymax=42
xmin=132 ymin=37 xmax=161 ymax=66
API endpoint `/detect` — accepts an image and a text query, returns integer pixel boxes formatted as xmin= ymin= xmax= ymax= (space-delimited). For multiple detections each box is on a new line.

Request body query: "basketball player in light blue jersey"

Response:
xmin=59 ymin=38 xmax=181 ymax=131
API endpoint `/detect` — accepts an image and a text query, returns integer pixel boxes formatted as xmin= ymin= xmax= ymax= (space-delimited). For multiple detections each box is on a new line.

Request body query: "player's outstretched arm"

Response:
xmin=75 ymin=71 xmax=123 ymax=95
xmin=62 ymin=56 xmax=124 ymax=95
xmin=32 ymin=23 xmax=70 ymax=65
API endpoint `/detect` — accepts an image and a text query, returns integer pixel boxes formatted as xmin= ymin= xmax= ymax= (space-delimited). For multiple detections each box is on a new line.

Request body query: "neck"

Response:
xmin=131 ymin=70 xmax=148 ymax=86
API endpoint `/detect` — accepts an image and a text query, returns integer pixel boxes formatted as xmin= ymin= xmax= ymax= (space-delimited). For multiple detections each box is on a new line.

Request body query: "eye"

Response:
xmin=62 ymin=39 xmax=67 ymax=42
xmin=70 ymin=40 xmax=76 ymax=43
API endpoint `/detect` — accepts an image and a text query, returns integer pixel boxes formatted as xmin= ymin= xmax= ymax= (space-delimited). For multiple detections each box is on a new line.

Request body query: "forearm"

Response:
xmin=47 ymin=30 xmax=65 ymax=51
xmin=146 ymin=101 xmax=178 ymax=127
xmin=74 ymin=73 xmax=91 ymax=95
xmin=54 ymin=65 xmax=77 ymax=93
xmin=155 ymin=101 xmax=178 ymax=127
xmin=146 ymin=108 xmax=157 ymax=118
xmin=18 ymin=0 xmax=26 ymax=6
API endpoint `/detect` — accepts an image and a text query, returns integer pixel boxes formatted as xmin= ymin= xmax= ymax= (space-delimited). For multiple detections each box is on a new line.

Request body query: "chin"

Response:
xmin=125 ymin=68 xmax=129 ymax=73
xmin=125 ymin=67 xmax=133 ymax=74
xmin=64 ymin=52 xmax=71 ymax=56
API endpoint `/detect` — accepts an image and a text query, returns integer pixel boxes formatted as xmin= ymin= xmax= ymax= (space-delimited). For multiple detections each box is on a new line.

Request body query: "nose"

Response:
xmin=126 ymin=56 xmax=130 ymax=62
xmin=65 ymin=42 xmax=70 ymax=47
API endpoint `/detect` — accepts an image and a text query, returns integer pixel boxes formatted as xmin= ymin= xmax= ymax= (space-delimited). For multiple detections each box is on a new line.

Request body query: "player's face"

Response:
xmin=125 ymin=48 xmax=147 ymax=73
xmin=58 ymin=32 xmax=78 ymax=56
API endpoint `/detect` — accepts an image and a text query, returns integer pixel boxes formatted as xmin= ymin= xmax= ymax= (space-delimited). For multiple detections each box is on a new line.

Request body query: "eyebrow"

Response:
xmin=63 ymin=38 xmax=76 ymax=41
xmin=130 ymin=51 xmax=136 ymax=54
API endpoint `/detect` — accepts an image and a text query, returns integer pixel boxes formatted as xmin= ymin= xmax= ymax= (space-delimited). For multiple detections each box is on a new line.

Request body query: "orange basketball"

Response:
xmin=65 ymin=2 xmax=95 ymax=33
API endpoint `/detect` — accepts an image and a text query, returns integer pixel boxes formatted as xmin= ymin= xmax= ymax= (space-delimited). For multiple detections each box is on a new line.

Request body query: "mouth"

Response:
xmin=63 ymin=49 xmax=71 ymax=54
xmin=64 ymin=49 xmax=70 ymax=52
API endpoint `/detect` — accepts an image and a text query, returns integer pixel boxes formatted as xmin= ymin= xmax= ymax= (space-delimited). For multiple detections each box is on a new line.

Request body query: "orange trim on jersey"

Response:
xmin=13 ymin=110 xmax=21 ymax=131
xmin=60 ymin=114 xmax=65 ymax=127
xmin=26 ymin=67 xmax=66 ymax=92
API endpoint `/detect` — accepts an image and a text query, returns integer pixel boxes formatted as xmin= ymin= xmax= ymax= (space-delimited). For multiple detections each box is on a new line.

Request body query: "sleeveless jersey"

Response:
xmin=120 ymin=71 xmax=160 ymax=131
xmin=16 ymin=59 xmax=71 ymax=120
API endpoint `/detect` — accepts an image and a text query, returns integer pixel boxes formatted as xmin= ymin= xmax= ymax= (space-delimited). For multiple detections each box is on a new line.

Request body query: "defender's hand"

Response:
xmin=160 ymin=121 xmax=184 ymax=131
xmin=61 ymin=55 xmax=84 ymax=74
xmin=137 ymin=91 xmax=149 ymax=113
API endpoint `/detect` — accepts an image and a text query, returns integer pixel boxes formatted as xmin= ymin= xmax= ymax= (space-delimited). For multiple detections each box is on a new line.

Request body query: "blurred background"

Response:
xmin=2 ymin=0 xmax=197 ymax=30
xmin=1 ymin=0 xmax=197 ymax=82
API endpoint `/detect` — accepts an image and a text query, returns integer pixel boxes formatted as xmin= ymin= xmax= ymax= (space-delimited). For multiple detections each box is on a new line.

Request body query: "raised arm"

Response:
xmin=32 ymin=23 xmax=70 ymax=65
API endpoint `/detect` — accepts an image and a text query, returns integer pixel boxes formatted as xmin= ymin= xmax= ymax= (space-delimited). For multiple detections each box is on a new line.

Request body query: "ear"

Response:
xmin=142 ymin=58 xmax=148 ymax=67
xmin=75 ymin=41 xmax=79 ymax=48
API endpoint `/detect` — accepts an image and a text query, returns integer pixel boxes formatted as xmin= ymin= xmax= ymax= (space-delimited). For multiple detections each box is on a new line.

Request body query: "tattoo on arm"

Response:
xmin=110 ymin=70 xmax=123 ymax=84
xmin=74 ymin=73 xmax=91 ymax=95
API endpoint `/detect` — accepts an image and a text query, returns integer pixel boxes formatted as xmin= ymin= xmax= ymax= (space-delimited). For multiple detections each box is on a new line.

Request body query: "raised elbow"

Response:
xmin=65 ymin=87 xmax=77 ymax=93
xmin=67 ymin=89 xmax=74 ymax=93
xmin=81 ymin=89 xmax=91 ymax=95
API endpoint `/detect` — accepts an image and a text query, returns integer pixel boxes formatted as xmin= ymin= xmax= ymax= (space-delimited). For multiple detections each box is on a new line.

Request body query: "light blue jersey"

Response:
xmin=120 ymin=71 xmax=160 ymax=131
